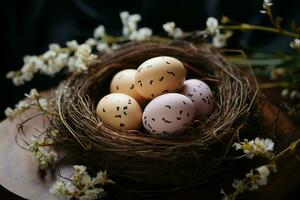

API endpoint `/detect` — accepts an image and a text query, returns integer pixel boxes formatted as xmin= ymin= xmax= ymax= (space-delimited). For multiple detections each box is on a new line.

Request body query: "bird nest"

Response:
xmin=52 ymin=41 xmax=257 ymax=193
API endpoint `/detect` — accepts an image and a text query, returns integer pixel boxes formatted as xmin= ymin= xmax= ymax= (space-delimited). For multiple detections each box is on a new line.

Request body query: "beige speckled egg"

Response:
xmin=135 ymin=56 xmax=186 ymax=99
xmin=110 ymin=69 xmax=145 ymax=104
xmin=96 ymin=93 xmax=142 ymax=130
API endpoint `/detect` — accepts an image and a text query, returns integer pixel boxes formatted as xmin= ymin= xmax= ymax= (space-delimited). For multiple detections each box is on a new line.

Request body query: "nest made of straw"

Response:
xmin=53 ymin=41 xmax=257 ymax=191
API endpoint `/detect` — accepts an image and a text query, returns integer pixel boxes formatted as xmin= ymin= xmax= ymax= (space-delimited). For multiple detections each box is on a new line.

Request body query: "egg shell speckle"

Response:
xmin=142 ymin=93 xmax=195 ymax=134
xmin=96 ymin=93 xmax=142 ymax=130
xmin=181 ymin=79 xmax=214 ymax=117
xmin=135 ymin=56 xmax=186 ymax=99
xmin=110 ymin=69 xmax=146 ymax=104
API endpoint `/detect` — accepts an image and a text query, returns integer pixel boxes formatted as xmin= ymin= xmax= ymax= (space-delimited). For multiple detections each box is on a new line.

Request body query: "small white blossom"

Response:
xmin=246 ymin=165 xmax=270 ymax=191
xmin=233 ymin=137 xmax=274 ymax=159
xmin=120 ymin=11 xmax=152 ymax=41
xmin=290 ymin=38 xmax=300 ymax=49
xmin=50 ymin=165 xmax=113 ymax=200
xmin=290 ymin=90 xmax=300 ymax=100
xmin=220 ymin=188 xmax=229 ymax=200
xmin=93 ymin=170 xmax=115 ymax=185
xmin=263 ymin=0 xmax=273 ymax=8
xmin=93 ymin=25 xmax=106 ymax=39
xmin=206 ymin=17 xmax=219 ymax=34
xmin=85 ymin=38 xmax=97 ymax=46
xmin=68 ymin=44 xmax=97 ymax=72
xmin=212 ymin=31 xmax=233 ymax=48
xmin=49 ymin=43 xmax=60 ymax=51
xmin=66 ymin=40 xmax=79 ymax=50
xmin=162 ymin=22 xmax=183 ymax=39
xmin=96 ymin=42 xmax=111 ymax=53
xmin=281 ymin=89 xmax=289 ymax=99
xmin=128 ymin=27 xmax=153 ymax=41
xmin=25 ymin=88 xmax=39 ymax=99
xmin=4 ymin=100 xmax=30 ymax=119
xmin=29 ymin=135 xmax=57 ymax=170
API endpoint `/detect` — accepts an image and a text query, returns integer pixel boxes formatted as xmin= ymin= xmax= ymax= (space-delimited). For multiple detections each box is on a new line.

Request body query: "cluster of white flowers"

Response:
xmin=4 ymin=88 xmax=51 ymax=119
xmin=120 ymin=11 xmax=153 ymax=41
xmin=205 ymin=17 xmax=232 ymax=48
xmin=162 ymin=22 xmax=184 ymax=39
xmin=49 ymin=165 xmax=114 ymax=200
xmin=29 ymin=133 xmax=58 ymax=170
xmin=281 ymin=89 xmax=300 ymax=101
xmin=233 ymin=137 xmax=274 ymax=159
xmin=221 ymin=163 xmax=276 ymax=200
xmin=260 ymin=0 xmax=273 ymax=14
xmin=6 ymin=41 xmax=98 ymax=85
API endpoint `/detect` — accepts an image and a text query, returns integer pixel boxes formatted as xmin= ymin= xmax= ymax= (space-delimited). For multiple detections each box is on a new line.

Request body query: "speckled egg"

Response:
xmin=110 ymin=69 xmax=145 ymax=104
xmin=135 ymin=56 xmax=186 ymax=99
xmin=181 ymin=79 xmax=214 ymax=117
xmin=96 ymin=93 xmax=142 ymax=130
xmin=142 ymin=93 xmax=195 ymax=134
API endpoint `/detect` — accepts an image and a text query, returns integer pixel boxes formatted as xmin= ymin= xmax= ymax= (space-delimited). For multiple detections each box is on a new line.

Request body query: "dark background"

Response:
xmin=1 ymin=0 xmax=300 ymax=199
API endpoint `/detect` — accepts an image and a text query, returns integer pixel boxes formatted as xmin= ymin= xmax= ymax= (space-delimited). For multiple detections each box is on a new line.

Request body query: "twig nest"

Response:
xmin=56 ymin=41 xmax=257 ymax=191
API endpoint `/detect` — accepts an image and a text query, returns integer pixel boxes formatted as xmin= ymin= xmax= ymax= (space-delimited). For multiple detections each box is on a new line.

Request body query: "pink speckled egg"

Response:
xmin=142 ymin=93 xmax=195 ymax=134
xmin=181 ymin=79 xmax=214 ymax=118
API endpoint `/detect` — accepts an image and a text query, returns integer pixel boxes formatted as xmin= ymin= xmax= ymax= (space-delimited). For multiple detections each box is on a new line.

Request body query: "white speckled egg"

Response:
xmin=135 ymin=56 xmax=186 ymax=99
xmin=142 ymin=93 xmax=195 ymax=134
xmin=181 ymin=79 xmax=214 ymax=117
xmin=110 ymin=69 xmax=145 ymax=104
xmin=96 ymin=93 xmax=142 ymax=130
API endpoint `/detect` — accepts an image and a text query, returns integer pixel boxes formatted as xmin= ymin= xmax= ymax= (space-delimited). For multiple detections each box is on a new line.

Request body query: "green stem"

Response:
xmin=219 ymin=24 xmax=299 ymax=38
xmin=259 ymin=81 xmax=290 ymax=89
xmin=274 ymin=138 xmax=300 ymax=161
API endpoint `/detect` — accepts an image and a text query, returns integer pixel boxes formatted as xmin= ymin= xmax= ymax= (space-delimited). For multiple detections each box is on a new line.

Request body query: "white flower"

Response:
xmin=74 ymin=165 xmax=87 ymax=176
xmin=80 ymin=188 xmax=105 ymax=200
xmin=290 ymin=90 xmax=300 ymax=100
xmin=49 ymin=165 xmax=113 ymax=200
xmin=4 ymin=107 xmax=14 ymax=118
xmin=66 ymin=40 xmax=79 ymax=50
xmin=246 ymin=165 xmax=270 ymax=191
xmin=93 ymin=25 xmax=106 ymax=39
xmin=129 ymin=27 xmax=153 ymax=41
xmin=120 ymin=11 xmax=129 ymax=26
xmin=162 ymin=22 xmax=183 ymax=39
xmin=93 ymin=170 xmax=115 ymax=185
xmin=220 ymin=188 xmax=229 ymax=200
xmin=233 ymin=137 xmax=274 ymax=159
xmin=25 ymin=88 xmax=39 ymax=99
xmin=96 ymin=42 xmax=111 ymax=53
xmin=49 ymin=43 xmax=60 ymax=51
xmin=49 ymin=180 xmax=67 ymax=198
xmin=68 ymin=44 xmax=97 ymax=72
xmin=206 ymin=17 xmax=219 ymax=34
xmin=85 ymin=38 xmax=97 ymax=46
xmin=38 ymin=98 xmax=49 ymax=110
xmin=127 ymin=14 xmax=141 ymax=31
xmin=120 ymin=11 xmax=152 ymax=41
xmin=256 ymin=165 xmax=270 ymax=185
xmin=263 ymin=0 xmax=273 ymax=8
xmin=290 ymin=38 xmax=300 ymax=49
xmin=232 ymin=179 xmax=245 ymax=191
xmin=212 ymin=31 xmax=232 ymax=48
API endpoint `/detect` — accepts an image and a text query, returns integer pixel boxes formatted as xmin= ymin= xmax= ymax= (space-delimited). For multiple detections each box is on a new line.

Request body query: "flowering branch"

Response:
xmin=221 ymin=137 xmax=300 ymax=200
xmin=49 ymin=165 xmax=114 ymax=200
